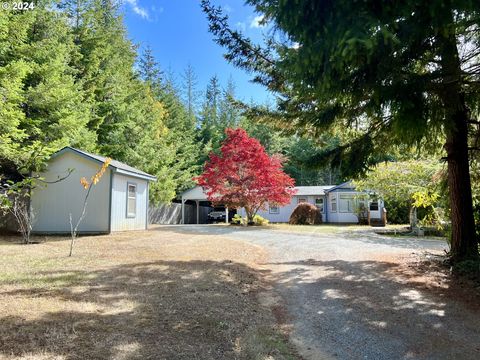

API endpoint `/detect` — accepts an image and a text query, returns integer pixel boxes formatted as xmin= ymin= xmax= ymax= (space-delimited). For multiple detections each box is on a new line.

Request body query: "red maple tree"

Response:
xmin=195 ymin=128 xmax=296 ymax=223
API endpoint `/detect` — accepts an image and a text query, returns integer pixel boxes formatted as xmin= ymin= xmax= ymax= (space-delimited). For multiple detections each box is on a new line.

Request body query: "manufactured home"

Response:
xmin=239 ymin=182 xmax=385 ymax=224
xmin=30 ymin=147 xmax=156 ymax=234
xmin=181 ymin=183 xmax=385 ymax=225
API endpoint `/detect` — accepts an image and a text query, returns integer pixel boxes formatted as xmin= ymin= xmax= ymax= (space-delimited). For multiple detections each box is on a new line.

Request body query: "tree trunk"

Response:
xmin=244 ymin=207 xmax=252 ymax=226
xmin=438 ymin=17 xmax=479 ymax=261
xmin=444 ymin=111 xmax=478 ymax=261
xmin=409 ymin=206 xmax=417 ymax=229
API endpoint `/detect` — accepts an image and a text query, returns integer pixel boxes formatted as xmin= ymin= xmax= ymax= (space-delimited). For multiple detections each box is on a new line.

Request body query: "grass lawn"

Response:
xmin=0 ymin=229 xmax=299 ymax=360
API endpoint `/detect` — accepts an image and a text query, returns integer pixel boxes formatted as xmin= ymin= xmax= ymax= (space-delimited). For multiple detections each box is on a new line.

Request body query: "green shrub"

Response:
xmin=383 ymin=199 xmax=409 ymax=224
xmin=289 ymin=203 xmax=322 ymax=225
xmin=253 ymin=214 xmax=269 ymax=226
xmin=231 ymin=214 xmax=244 ymax=225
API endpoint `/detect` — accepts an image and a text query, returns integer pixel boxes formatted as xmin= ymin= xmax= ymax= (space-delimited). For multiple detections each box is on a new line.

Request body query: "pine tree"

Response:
xmin=137 ymin=47 xmax=201 ymax=203
xmin=219 ymin=75 xmax=240 ymax=128
xmin=181 ymin=63 xmax=199 ymax=127
xmin=139 ymin=46 xmax=164 ymax=94
xmin=199 ymin=75 xmax=224 ymax=151
xmin=1 ymin=1 xmax=94 ymax=178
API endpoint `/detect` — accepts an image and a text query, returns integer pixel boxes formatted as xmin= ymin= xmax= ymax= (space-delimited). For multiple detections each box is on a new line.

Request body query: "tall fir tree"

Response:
xmin=137 ymin=47 xmax=201 ymax=202
xmin=181 ymin=63 xmax=200 ymax=128
xmin=1 ymin=1 xmax=93 ymax=178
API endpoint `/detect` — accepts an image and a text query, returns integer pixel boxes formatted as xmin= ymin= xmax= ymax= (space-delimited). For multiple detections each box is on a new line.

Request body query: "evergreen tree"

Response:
xmin=199 ymin=75 xmax=221 ymax=147
xmin=137 ymin=47 xmax=201 ymax=203
xmin=181 ymin=63 xmax=199 ymax=127
xmin=218 ymin=75 xmax=240 ymax=128
xmin=1 ymin=1 xmax=93 ymax=178
xmin=139 ymin=45 xmax=164 ymax=93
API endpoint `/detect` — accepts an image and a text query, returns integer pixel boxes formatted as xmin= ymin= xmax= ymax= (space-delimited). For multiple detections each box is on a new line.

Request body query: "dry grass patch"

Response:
xmin=0 ymin=228 xmax=300 ymax=360
xmin=268 ymin=223 xmax=409 ymax=235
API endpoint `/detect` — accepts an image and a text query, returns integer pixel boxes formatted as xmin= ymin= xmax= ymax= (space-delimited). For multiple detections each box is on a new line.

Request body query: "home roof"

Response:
xmin=294 ymin=186 xmax=334 ymax=196
xmin=53 ymin=147 xmax=157 ymax=181
xmin=182 ymin=185 xmax=337 ymax=201
xmin=324 ymin=181 xmax=355 ymax=192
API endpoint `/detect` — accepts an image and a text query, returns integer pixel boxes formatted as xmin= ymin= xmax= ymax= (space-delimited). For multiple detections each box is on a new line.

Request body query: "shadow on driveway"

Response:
xmin=264 ymin=258 xmax=480 ymax=360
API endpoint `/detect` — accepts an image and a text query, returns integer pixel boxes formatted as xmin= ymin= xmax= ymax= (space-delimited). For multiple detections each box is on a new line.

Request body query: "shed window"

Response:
xmin=269 ymin=205 xmax=280 ymax=214
xmin=339 ymin=194 xmax=354 ymax=213
xmin=370 ymin=201 xmax=379 ymax=211
xmin=127 ymin=183 xmax=137 ymax=218
xmin=298 ymin=198 xmax=307 ymax=204
xmin=315 ymin=198 xmax=324 ymax=212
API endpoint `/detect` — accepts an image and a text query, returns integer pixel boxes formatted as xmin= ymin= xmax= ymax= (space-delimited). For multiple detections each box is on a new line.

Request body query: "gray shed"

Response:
xmin=30 ymin=147 xmax=156 ymax=234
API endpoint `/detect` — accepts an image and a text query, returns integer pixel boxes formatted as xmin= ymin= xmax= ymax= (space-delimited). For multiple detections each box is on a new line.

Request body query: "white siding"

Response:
xmin=239 ymin=195 xmax=327 ymax=223
xmin=326 ymin=192 xmax=360 ymax=223
xmin=110 ymin=173 xmax=148 ymax=231
xmin=31 ymin=152 xmax=110 ymax=233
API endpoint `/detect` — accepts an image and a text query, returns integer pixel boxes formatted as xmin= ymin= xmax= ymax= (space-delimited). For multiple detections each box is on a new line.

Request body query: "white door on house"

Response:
xmin=369 ymin=201 xmax=381 ymax=219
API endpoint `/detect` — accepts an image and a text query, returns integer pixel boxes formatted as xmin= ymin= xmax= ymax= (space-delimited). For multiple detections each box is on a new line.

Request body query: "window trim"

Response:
xmin=315 ymin=197 xmax=324 ymax=213
xmin=298 ymin=197 xmax=307 ymax=204
xmin=269 ymin=205 xmax=280 ymax=214
xmin=126 ymin=182 xmax=137 ymax=218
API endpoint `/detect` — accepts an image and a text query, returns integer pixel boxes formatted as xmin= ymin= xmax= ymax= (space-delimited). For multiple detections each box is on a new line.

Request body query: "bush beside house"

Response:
xmin=289 ymin=203 xmax=322 ymax=225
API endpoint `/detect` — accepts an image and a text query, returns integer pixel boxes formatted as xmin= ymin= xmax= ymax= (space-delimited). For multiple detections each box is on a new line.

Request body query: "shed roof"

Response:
xmin=53 ymin=147 xmax=157 ymax=181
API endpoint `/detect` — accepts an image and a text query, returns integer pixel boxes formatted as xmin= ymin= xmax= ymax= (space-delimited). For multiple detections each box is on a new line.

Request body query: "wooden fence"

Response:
xmin=148 ymin=203 xmax=211 ymax=224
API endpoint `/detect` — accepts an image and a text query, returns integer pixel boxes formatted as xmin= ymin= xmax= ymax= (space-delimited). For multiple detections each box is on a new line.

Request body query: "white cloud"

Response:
xmin=124 ymin=0 xmax=149 ymax=20
xmin=250 ymin=15 xmax=265 ymax=28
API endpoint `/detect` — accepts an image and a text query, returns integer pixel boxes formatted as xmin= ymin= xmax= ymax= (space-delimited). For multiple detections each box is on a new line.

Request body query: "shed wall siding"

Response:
xmin=110 ymin=173 xmax=148 ymax=231
xmin=31 ymin=152 xmax=110 ymax=233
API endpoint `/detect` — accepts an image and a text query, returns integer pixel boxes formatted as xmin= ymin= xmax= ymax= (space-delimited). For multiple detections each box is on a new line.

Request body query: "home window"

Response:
xmin=269 ymin=205 xmax=280 ymax=214
xmin=127 ymin=183 xmax=137 ymax=218
xmin=315 ymin=198 xmax=324 ymax=212
xmin=298 ymin=198 xmax=307 ymax=204
xmin=339 ymin=194 xmax=354 ymax=213
xmin=331 ymin=195 xmax=337 ymax=212
xmin=370 ymin=201 xmax=379 ymax=211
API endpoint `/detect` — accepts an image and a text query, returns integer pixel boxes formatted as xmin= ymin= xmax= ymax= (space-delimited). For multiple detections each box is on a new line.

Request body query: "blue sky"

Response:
xmin=122 ymin=0 xmax=272 ymax=104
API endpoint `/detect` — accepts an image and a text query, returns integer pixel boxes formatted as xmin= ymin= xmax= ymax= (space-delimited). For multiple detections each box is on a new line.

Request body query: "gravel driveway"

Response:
xmin=159 ymin=225 xmax=479 ymax=360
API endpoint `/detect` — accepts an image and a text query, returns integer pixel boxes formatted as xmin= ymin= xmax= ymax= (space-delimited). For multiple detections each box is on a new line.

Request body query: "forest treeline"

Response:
xmin=0 ymin=0 xmax=340 ymax=205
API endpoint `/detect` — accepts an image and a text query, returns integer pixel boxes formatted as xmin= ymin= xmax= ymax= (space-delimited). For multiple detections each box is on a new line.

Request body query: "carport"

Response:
xmin=181 ymin=186 xmax=230 ymax=224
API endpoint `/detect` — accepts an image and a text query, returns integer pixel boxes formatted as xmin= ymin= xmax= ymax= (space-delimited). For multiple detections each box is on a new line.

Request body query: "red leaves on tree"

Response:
xmin=195 ymin=128 xmax=296 ymax=219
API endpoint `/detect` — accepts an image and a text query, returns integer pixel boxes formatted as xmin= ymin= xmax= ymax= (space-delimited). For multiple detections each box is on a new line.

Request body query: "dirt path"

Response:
xmin=163 ymin=225 xmax=480 ymax=360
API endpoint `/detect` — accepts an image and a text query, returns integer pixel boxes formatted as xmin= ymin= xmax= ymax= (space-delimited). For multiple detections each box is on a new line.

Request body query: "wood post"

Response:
xmin=195 ymin=200 xmax=199 ymax=224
